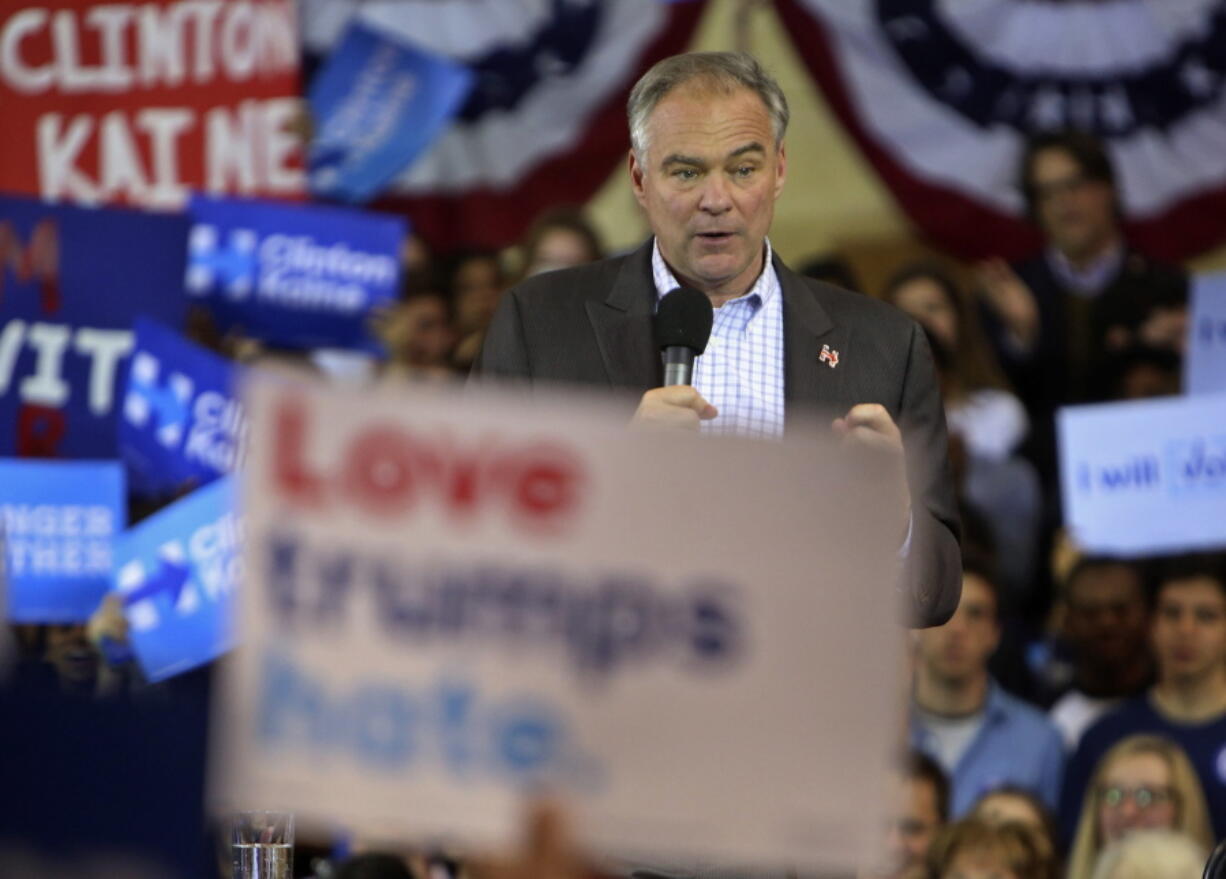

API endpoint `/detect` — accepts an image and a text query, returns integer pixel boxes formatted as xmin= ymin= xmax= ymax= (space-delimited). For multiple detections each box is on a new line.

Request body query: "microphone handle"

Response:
xmin=662 ymin=345 xmax=696 ymax=386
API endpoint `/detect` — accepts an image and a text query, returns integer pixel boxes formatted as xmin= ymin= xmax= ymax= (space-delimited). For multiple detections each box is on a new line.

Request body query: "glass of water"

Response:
xmin=231 ymin=811 xmax=294 ymax=879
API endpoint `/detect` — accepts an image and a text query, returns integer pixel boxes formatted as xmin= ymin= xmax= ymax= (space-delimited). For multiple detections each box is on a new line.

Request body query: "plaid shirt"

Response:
xmin=651 ymin=239 xmax=786 ymax=439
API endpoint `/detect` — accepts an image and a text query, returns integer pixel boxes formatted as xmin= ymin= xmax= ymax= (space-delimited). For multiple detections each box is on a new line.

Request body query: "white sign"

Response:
xmin=1059 ymin=394 xmax=1226 ymax=555
xmin=1187 ymin=273 xmax=1226 ymax=396
xmin=213 ymin=375 xmax=906 ymax=875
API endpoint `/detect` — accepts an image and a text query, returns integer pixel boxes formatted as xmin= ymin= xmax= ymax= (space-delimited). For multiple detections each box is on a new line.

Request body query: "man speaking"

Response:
xmin=474 ymin=52 xmax=960 ymax=628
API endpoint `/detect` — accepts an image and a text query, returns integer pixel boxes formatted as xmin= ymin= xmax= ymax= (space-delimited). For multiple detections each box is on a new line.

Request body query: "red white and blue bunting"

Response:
xmin=774 ymin=0 xmax=1226 ymax=262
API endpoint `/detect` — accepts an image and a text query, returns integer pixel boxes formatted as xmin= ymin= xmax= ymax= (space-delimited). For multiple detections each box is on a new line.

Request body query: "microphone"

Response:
xmin=654 ymin=286 xmax=713 ymax=386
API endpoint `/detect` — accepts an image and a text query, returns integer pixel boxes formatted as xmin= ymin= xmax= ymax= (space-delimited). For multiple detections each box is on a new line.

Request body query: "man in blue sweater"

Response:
xmin=909 ymin=560 xmax=1064 ymax=815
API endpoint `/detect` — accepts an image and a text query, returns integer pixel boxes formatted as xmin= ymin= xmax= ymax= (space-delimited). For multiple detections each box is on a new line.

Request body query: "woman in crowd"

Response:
xmin=516 ymin=207 xmax=604 ymax=279
xmin=971 ymin=787 xmax=1059 ymax=872
xmin=1066 ymin=734 xmax=1214 ymax=879
xmin=883 ymin=263 xmax=1041 ymax=602
xmin=925 ymin=818 xmax=1053 ymax=879
xmin=447 ymin=249 xmax=507 ymax=370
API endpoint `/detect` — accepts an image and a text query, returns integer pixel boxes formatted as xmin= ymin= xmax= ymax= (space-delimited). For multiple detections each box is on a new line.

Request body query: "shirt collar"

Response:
xmin=1045 ymin=242 xmax=1125 ymax=296
xmin=651 ymin=237 xmax=778 ymax=309
xmin=909 ymin=679 xmax=1009 ymax=735
xmin=982 ymin=679 xmax=1010 ymax=722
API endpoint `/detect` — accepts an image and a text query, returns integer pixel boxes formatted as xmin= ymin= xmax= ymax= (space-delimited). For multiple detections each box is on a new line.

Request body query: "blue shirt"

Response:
xmin=1059 ymin=694 xmax=1226 ymax=843
xmin=910 ymin=680 xmax=1065 ymax=817
xmin=651 ymin=239 xmax=786 ymax=439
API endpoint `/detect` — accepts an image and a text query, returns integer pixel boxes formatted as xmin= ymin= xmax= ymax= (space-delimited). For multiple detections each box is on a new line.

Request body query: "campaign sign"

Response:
xmin=1186 ymin=273 xmax=1226 ymax=395
xmin=0 ymin=459 xmax=124 ymax=622
xmin=119 ymin=318 xmax=245 ymax=499
xmin=308 ymin=21 xmax=474 ymax=203
xmin=186 ymin=195 xmax=404 ymax=352
xmin=213 ymin=376 xmax=905 ymax=874
xmin=1059 ymin=394 xmax=1226 ymax=555
xmin=0 ymin=194 xmax=187 ymax=458
xmin=113 ymin=477 xmax=240 ymax=683
xmin=0 ymin=0 xmax=303 ymax=212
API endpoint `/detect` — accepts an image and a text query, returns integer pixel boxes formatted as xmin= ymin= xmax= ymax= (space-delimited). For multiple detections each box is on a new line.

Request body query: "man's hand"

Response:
xmin=833 ymin=404 xmax=911 ymax=539
xmin=632 ymin=386 xmax=718 ymax=431
xmin=976 ymin=258 xmax=1040 ymax=351
xmin=833 ymin=403 xmax=903 ymax=455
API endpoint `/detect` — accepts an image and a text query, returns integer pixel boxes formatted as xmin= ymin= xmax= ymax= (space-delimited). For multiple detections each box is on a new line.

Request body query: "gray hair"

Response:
xmin=627 ymin=51 xmax=789 ymax=159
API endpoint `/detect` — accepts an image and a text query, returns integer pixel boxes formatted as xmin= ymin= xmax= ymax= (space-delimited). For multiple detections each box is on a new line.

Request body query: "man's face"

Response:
xmin=1150 ymin=577 xmax=1226 ymax=684
xmin=884 ymin=775 xmax=943 ymax=877
xmin=918 ymin=574 xmax=1000 ymax=684
xmin=1030 ymin=147 xmax=1117 ymax=261
xmin=1063 ymin=564 xmax=1149 ymax=668
xmin=629 ymin=82 xmax=786 ymax=297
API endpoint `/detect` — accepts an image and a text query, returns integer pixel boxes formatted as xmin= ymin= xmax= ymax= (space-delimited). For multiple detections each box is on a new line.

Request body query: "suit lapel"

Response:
xmin=776 ymin=256 xmax=851 ymax=414
xmin=585 ymin=241 xmax=661 ymax=392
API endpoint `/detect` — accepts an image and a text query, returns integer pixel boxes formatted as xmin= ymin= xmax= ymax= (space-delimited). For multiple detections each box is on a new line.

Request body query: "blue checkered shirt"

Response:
xmin=652 ymin=239 xmax=786 ymax=439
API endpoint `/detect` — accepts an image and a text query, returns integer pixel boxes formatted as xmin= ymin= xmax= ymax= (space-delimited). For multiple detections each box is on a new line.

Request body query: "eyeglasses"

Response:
xmin=1098 ymin=786 xmax=1176 ymax=810
xmin=1031 ymin=174 xmax=1096 ymax=201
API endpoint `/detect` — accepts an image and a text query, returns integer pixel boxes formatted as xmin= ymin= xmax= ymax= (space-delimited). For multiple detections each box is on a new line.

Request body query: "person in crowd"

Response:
xmin=864 ymin=751 xmax=951 ymax=879
xmin=1061 ymin=554 xmax=1226 ymax=841
xmin=1105 ymin=346 xmax=1182 ymax=400
xmin=884 ymin=264 xmax=1040 ymax=600
xmin=977 ymin=130 xmax=1187 ymax=478
xmin=9 ymin=603 xmax=136 ymax=700
xmin=518 ymin=207 xmax=605 ymax=279
xmin=474 ymin=50 xmax=962 ymax=628
xmin=1047 ymin=558 xmax=1154 ymax=750
xmin=36 ymin=623 xmax=99 ymax=697
xmin=798 ymin=251 xmax=861 ymax=293
xmin=1066 ymin=735 xmax=1213 ymax=879
xmin=1089 ymin=829 xmax=1208 ymax=879
xmin=925 ymin=818 xmax=1052 ymax=879
xmin=401 ymin=234 xmax=436 ymax=289
xmin=910 ymin=561 xmax=1065 ymax=816
xmin=448 ymin=248 xmax=507 ymax=370
xmin=376 ymin=287 xmax=458 ymax=380
xmin=971 ymin=787 xmax=1059 ymax=870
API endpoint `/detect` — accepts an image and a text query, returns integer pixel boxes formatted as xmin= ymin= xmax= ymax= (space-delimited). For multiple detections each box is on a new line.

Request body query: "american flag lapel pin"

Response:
xmin=819 ymin=344 xmax=840 ymax=368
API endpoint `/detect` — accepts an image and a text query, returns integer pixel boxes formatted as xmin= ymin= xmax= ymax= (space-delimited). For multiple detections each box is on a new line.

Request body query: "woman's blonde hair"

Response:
xmin=1090 ymin=829 xmax=1207 ymax=879
xmin=1067 ymin=735 xmax=1214 ymax=879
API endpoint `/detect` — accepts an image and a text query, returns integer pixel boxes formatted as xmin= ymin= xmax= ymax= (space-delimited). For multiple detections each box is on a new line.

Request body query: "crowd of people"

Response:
xmin=4 ymin=52 xmax=1223 ymax=879
xmin=352 ymin=125 xmax=1221 ymax=879
xmin=857 ymin=130 xmax=1222 ymax=879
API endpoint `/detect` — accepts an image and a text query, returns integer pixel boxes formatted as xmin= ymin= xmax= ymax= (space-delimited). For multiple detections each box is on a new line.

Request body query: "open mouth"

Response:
xmin=696 ymin=232 xmax=735 ymax=244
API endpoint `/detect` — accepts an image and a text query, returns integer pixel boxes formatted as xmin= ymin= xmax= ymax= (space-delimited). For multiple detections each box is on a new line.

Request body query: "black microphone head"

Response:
xmin=654 ymin=286 xmax=713 ymax=354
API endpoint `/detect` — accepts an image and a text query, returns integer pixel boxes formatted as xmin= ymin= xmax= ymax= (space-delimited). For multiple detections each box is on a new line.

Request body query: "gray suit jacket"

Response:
xmin=472 ymin=240 xmax=961 ymax=627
